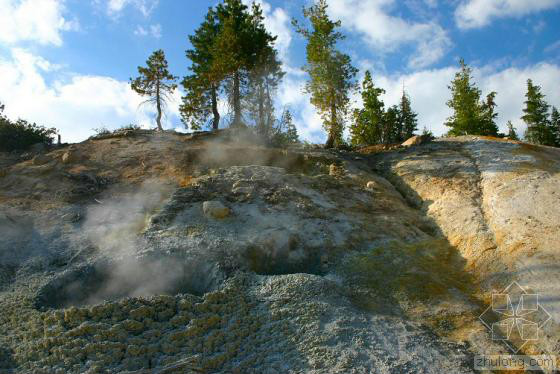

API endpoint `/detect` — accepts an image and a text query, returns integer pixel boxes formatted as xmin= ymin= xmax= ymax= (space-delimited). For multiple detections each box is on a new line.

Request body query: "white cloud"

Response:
xmin=0 ymin=49 xmax=181 ymax=143
xmin=372 ymin=63 xmax=560 ymax=138
xmin=134 ymin=23 xmax=162 ymax=38
xmin=327 ymin=0 xmax=452 ymax=69
xmin=105 ymin=0 xmax=158 ymax=17
xmin=277 ymin=75 xmax=325 ymax=142
xmin=455 ymin=0 xmax=560 ymax=29
xmin=0 ymin=0 xmax=78 ymax=46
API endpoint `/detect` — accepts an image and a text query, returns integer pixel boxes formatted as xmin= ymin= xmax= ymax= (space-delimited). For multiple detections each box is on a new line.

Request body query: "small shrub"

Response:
xmin=119 ymin=123 xmax=141 ymax=131
xmin=0 ymin=107 xmax=57 ymax=152
xmin=92 ymin=126 xmax=111 ymax=136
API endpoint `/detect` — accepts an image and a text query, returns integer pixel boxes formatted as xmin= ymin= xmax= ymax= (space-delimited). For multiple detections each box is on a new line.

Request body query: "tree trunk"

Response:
xmin=232 ymin=72 xmax=242 ymax=127
xmin=325 ymin=99 xmax=336 ymax=148
xmin=325 ymin=132 xmax=335 ymax=149
xmin=156 ymin=82 xmax=163 ymax=131
xmin=258 ymin=82 xmax=265 ymax=136
xmin=211 ymin=84 xmax=220 ymax=131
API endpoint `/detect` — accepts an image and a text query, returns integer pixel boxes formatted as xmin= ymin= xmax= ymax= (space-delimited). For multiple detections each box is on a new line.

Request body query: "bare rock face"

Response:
xmin=377 ymin=136 xmax=560 ymax=356
xmin=31 ymin=154 xmax=51 ymax=165
xmin=402 ymin=134 xmax=430 ymax=147
xmin=202 ymin=200 xmax=230 ymax=219
xmin=1 ymin=132 xmax=559 ymax=373
xmin=61 ymin=150 xmax=83 ymax=164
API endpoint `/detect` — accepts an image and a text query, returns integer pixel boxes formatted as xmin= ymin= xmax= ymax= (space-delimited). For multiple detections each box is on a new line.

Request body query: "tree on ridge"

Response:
xmin=130 ymin=49 xmax=177 ymax=132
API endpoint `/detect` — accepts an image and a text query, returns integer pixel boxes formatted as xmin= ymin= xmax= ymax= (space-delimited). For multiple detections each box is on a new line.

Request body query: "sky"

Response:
xmin=0 ymin=0 xmax=559 ymax=143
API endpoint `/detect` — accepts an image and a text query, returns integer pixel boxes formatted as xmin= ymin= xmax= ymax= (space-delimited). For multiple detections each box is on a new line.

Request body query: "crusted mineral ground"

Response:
xmin=0 ymin=130 xmax=559 ymax=373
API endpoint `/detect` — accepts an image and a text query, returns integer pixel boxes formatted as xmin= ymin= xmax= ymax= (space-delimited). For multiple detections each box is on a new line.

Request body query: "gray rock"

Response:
xmin=32 ymin=154 xmax=51 ymax=165
xmin=61 ymin=150 xmax=83 ymax=164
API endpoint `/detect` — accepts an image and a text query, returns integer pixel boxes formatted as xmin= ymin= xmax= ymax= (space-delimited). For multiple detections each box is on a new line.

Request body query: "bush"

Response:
xmin=92 ymin=126 xmax=111 ymax=137
xmin=0 ymin=104 xmax=57 ymax=151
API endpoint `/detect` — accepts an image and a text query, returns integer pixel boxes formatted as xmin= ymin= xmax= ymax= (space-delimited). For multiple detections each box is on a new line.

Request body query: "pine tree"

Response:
xmin=398 ymin=90 xmax=418 ymax=141
xmin=283 ymin=111 xmax=299 ymax=144
xmin=522 ymin=79 xmax=553 ymax=145
xmin=272 ymin=109 xmax=299 ymax=146
xmin=506 ymin=121 xmax=519 ymax=141
xmin=293 ymin=0 xmax=357 ymax=148
xmin=445 ymin=59 xmax=480 ymax=136
xmin=445 ymin=59 xmax=498 ymax=136
xmin=245 ymin=3 xmax=284 ymax=137
xmin=246 ymin=40 xmax=284 ymax=138
xmin=421 ymin=126 xmax=434 ymax=139
xmin=130 ymin=50 xmax=177 ymax=131
xmin=478 ymin=91 xmax=499 ymax=136
xmin=181 ymin=8 xmax=221 ymax=131
xmin=349 ymin=71 xmax=385 ymax=146
xmin=384 ymin=105 xmax=400 ymax=144
xmin=211 ymin=1 xmax=278 ymax=128
xmin=551 ymin=107 xmax=560 ymax=147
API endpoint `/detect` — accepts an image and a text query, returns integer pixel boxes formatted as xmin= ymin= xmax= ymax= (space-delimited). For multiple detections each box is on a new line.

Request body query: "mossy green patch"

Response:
xmin=338 ymin=239 xmax=478 ymax=312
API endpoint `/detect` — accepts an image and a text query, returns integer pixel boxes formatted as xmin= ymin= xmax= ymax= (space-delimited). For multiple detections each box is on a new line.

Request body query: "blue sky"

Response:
xmin=0 ymin=0 xmax=559 ymax=143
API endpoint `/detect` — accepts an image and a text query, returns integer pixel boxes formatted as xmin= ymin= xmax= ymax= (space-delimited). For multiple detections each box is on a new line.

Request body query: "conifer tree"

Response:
xmin=246 ymin=43 xmax=284 ymax=138
xmin=445 ymin=59 xmax=499 ymax=137
xmin=293 ymin=0 xmax=357 ymax=148
xmin=398 ymin=90 xmax=418 ymax=141
xmin=421 ymin=126 xmax=434 ymax=139
xmin=384 ymin=105 xmax=400 ymax=144
xmin=212 ymin=1 xmax=277 ymax=127
xmin=522 ymin=79 xmax=553 ymax=145
xmin=550 ymin=107 xmax=560 ymax=146
xmin=506 ymin=121 xmax=519 ymax=141
xmin=445 ymin=59 xmax=482 ymax=136
xmin=478 ymin=91 xmax=499 ymax=136
xmin=282 ymin=110 xmax=299 ymax=144
xmin=181 ymin=8 xmax=221 ymax=130
xmin=130 ymin=50 xmax=177 ymax=131
xmin=272 ymin=109 xmax=299 ymax=145
xmin=349 ymin=71 xmax=385 ymax=146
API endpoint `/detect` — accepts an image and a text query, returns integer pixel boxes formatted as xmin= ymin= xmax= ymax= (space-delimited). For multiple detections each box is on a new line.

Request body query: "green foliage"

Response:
xmin=246 ymin=44 xmax=284 ymax=138
xmin=92 ymin=126 xmax=111 ymax=136
xmin=270 ymin=109 xmax=299 ymax=146
xmin=214 ymin=1 xmax=279 ymax=127
xmin=349 ymin=72 xmax=419 ymax=145
xmin=421 ymin=126 xmax=435 ymax=139
xmin=399 ymin=91 xmax=418 ymax=141
xmin=0 ymin=103 xmax=57 ymax=152
xmin=478 ymin=91 xmax=499 ymax=136
xmin=551 ymin=107 xmax=560 ymax=146
xmin=349 ymin=71 xmax=385 ymax=145
xmin=181 ymin=1 xmax=280 ymax=130
xmin=293 ymin=0 xmax=357 ymax=148
xmin=445 ymin=59 xmax=498 ymax=136
xmin=384 ymin=105 xmax=401 ymax=144
xmin=521 ymin=79 xmax=555 ymax=146
xmin=130 ymin=49 xmax=177 ymax=131
xmin=181 ymin=8 xmax=222 ymax=131
xmin=506 ymin=121 xmax=519 ymax=141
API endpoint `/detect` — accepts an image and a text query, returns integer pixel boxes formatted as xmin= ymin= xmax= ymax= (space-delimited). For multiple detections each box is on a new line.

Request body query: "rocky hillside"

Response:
xmin=0 ymin=130 xmax=559 ymax=373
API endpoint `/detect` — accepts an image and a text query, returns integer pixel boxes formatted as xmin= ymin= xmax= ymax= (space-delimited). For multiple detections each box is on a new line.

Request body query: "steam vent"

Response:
xmin=1 ymin=130 xmax=560 ymax=373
